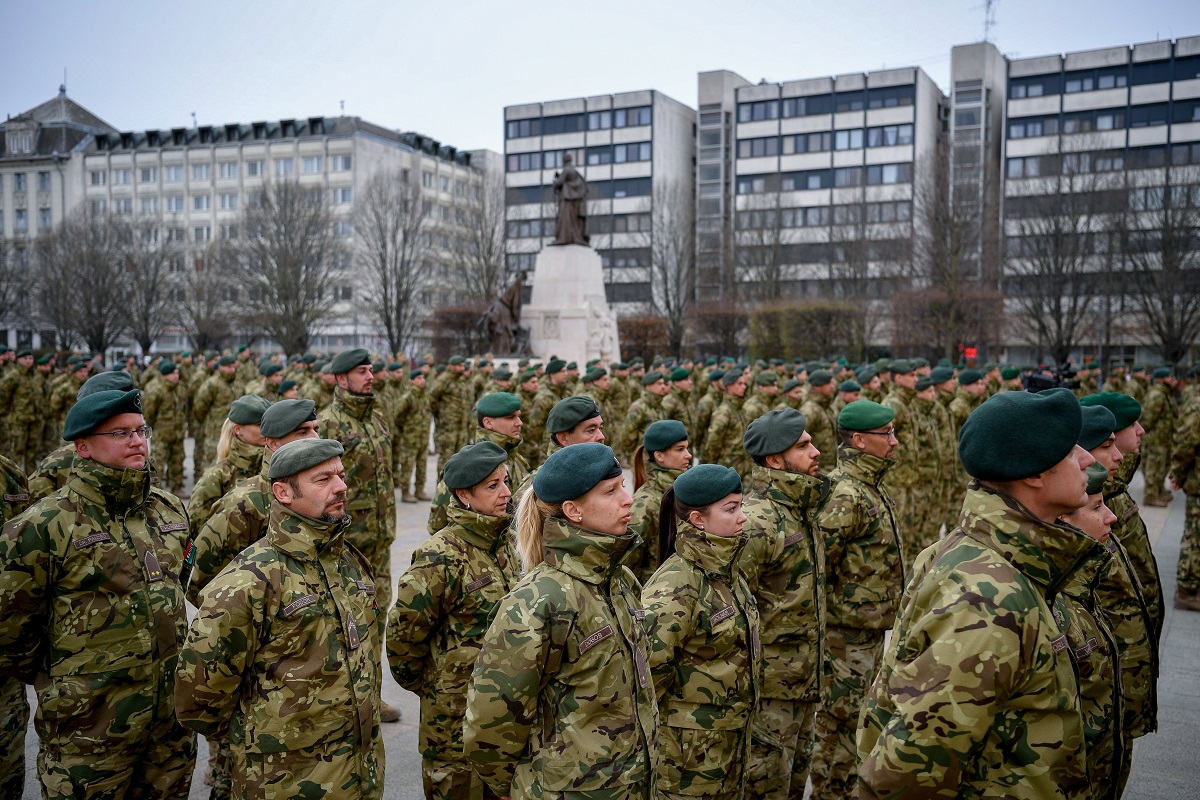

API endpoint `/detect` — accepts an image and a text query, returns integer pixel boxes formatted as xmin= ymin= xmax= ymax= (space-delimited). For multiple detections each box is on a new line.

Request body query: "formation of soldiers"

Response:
xmin=0 ymin=341 xmax=1196 ymax=800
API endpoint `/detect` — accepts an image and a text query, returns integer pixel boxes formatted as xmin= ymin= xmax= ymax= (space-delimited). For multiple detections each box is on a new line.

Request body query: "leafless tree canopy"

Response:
xmin=120 ymin=219 xmax=184 ymax=354
xmin=735 ymin=187 xmax=786 ymax=303
xmin=354 ymin=170 xmax=430 ymax=355
xmin=449 ymin=171 xmax=507 ymax=305
xmin=231 ymin=179 xmax=344 ymax=354
xmin=644 ymin=180 xmax=695 ymax=356
xmin=0 ymin=237 xmax=30 ymax=331
xmin=184 ymin=241 xmax=237 ymax=351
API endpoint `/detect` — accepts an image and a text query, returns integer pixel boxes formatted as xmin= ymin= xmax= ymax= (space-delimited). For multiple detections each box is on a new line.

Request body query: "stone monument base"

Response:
xmin=524 ymin=245 xmax=621 ymax=368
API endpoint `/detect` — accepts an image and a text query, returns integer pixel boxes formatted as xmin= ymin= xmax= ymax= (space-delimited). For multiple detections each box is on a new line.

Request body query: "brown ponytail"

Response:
xmin=633 ymin=445 xmax=648 ymax=491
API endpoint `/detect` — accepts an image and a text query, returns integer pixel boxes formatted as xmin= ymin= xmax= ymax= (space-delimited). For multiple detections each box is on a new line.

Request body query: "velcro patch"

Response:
xmin=3 ymin=492 xmax=29 ymax=502
xmin=1122 ymin=506 xmax=1139 ymax=522
xmin=1074 ymin=637 xmax=1100 ymax=659
xmin=632 ymin=608 xmax=647 ymax=621
xmin=356 ymin=580 xmax=377 ymax=595
xmin=579 ymin=624 xmax=614 ymax=654
xmin=73 ymin=532 xmax=112 ymax=550
xmin=866 ymin=505 xmax=880 ymax=518
xmin=1051 ymin=634 xmax=1070 ymax=653
xmin=160 ymin=522 xmax=188 ymax=532
xmin=783 ymin=531 xmax=805 ymax=547
xmin=465 ymin=575 xmax=494 ymax=593
xmin=710 ymin=606 xmax=737 ymax=625
xmin=283 ymin=594 xmax=318 ymax=617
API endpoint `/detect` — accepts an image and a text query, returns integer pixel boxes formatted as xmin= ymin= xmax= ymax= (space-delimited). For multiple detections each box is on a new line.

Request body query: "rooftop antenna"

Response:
xmin=340 ymin=99 xmax=345 ymax=115
xmin=191 ymin=111 xmax=197 ymax=128
xmin=983 ymin=0 xmax=998 ymax=42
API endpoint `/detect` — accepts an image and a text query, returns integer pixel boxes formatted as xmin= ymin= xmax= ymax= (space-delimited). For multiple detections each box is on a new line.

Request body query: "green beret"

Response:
xmin=674 ymin=464 xmax=742 ymax=508
xmin=1080 ymin=392 xmax=1141 ymax=430
xmin=581 ymin=369 xmax=603 ymax=384
xmin=915 ymin=376 xmax=934 ymax=391
xmin=16 ymin=349 xmax=32 ymax=358
xmin=260 ymin=363 xmax=282 ymax=377
xmin=260 ymin=399 xmax=317 ymax=438
xmin=1132 ymin=364 xmax=1146 ymax=373
xmin=1000 ymin=366 xmax=1021 ymax=380
xmin=929 ymin=367 xmax=954 ymax=384
xmin=722 ymin=369 xmax=743 ymax=387
xmin=937 ymin=358 xmax=953 ymax=367
xmin=518 ymin=368 xmax=537 ymax=382
xmin=855 ymin=367 xmax=877 ymax=383
xmin=329 ymin=348 xmax=370 ymax=374
xmin=494 ymin=368 xmax=514 ymax=381
xmin=839 ymin=380 xmax=862 ymax=392
xmin=889 ymin=359 xmax=914 ymax=375
xmin=806 ymin=361 xmax=824 ymax=373
xmin=782 ymin=378 xmax=803 ymax=393
xmin=641 ymin=370 xmax=665 ymax=386
xmin=644 ymin=419 xmax=688 ymax=453
xmin=448 ymin=355 xmax=465 ymax=365
xmin=754 ymin=372 xmax=778 ymax=387
xmin=809 ymin=369 xmax=833 ymax=387
xmin=533 ymin=442 xmax=623 ymax=504
xmin=268 ymin=438 xmax=345 ymax=480
xmin=64 ymin=389 xmax=143 ymax=440
xmin=0 ymin=345 xmax=8 ymax=353
xmin=301 ymin=353 xmax=317 ymax=364
xmin=566 ymin=361 xmax=578 ymax=370
xmin=912 ymin=357 xmax=929 ymax=368
xmin=709 ymin=369 xmax=725 ymax=383
xmin=228 ymin=395 xmax=271 ymax=425
xmin=744 ymin=408 xmax=807 ymax=457
xmin=960 ymin=388 xmax=1081 ymax=481
xmin=36 ymin=354 xmax=51 ymax=365
xmin=280 ymin=379 xmax=298 ymax=393
xmin=1078 ymin=405 xmax=1117 ymax=451
xmin=476 ymin=392 xmax=522 ymax=418
xmin=78 ymin=371 xmax=135 ymax=399
xmin=478 ymin=359 xmax=491 ymax=367
xmin=218 ymin=354 xmax=236 ymax=366
xmin=547 ymin=396 xmax=601 ymax=434
xmin=371 ymin=361 xmax=385 ymax=374
xmin=158 ymin=361 xmax=176 ymax=376
xmin=410 ymin=369 xmax=424 ymax=380
xmin=705 ymin=356 xmax=717 ymax=366
xmin=204 ymin=350 xmax=219 ymax=360
xmin=1153 ymin=367 xmax=1173 ymax=379
xmin=545 ymin=359 xmax=567 ymax=375
xmin=444 ymin=441 xmax=509 ymax=490
xmin=518 ymin=358 xmax=530 ymax=367
xmin=838 ymin=400 xmax=895 ymax=432
xmin=670 ymin=368 xmax=690 ymax=382
xmin=1084 ymin=463 xmax=1109 ymax=496
xmin=387 ymin=362 xmax=403 ymax=372
xmin=958 ymin=368 xmax=983 ymax=386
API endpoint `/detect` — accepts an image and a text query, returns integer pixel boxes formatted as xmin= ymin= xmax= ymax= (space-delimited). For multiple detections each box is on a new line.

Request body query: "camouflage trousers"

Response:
xmin=153 ymin=435 xmax=186 ymax=494
xmin=1142 ymin=443 xmax=1171 ymax=501
xmin=422 ymin=755 xmax=503 ymax=800
xmin=8 ymin=423 xmax=34 ymax=473
xmin=191 ymin=426 xmax=207 ymax=476
xmin=33 ymin=660 xmax=196 ymax=799
xmin=0 ymin=676 xmax=27 ymax=800
xmin=746 ymin=697 xmax=816 ymax=800
xmin=809 ymin=626 xmax=885 ymax=800
xmin=1179 ymin=494 xmax=1200 ymax=595
xmin=398 ymin=435 xmax=430 ymax=496
xmin=434 ymin=425 xmax=467 ymax=479
xmin=204 ymin=738 xmax=233 ymax=799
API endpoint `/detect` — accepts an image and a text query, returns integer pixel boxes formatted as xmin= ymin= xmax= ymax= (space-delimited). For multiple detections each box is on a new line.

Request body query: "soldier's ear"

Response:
xmin=271 ymin=480 xmax=293 ymax=505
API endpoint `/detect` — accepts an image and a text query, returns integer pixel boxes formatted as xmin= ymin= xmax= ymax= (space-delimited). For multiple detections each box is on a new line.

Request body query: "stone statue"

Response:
xmin=479 ymin=271 xmax=529 ymax=355
xmin=551 ymin=153 xmax=589 ymax=246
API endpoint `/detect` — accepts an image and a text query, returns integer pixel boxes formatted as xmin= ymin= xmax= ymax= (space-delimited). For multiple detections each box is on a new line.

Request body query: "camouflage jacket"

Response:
xmin=387 ymin=505 xmax=520 ymax=759
xmin=464 ymin=517 xmax=659 ymax=798
xmin=1141 ymin=382 xmax=1176 ymax=446
xmin=948 ymin=388 xmax=985 ymax=432
xmin=660 ymin=389 xmax=694 ymax=442
xmin=1105 ymin=454 xmax=1164 ymax=648
xmin=739 ymin=465 xmax=828 ymax=701
xmin=1171 ymin=393 xmax=1200 ymax=494
xmin=142 ymin=377 xmax=188 ymax=440
xmin=882 ymin=386 xmax=918 ymax=489
xmin=857 ymin=485 xmax=1108 ymax=800
xmin=186 ymin=457 xmax=271 ymax=607
xmin=641 ymin=523 xmax=760 ymax=797
xmin=620 ymin=391 xmax=667 ymax=459
xmin=188 ymin=435 xmax=264 ymax=535
xmin=911 ymin=395 xmax=947 ymax=485
xmin=521 ymin=382 xmax=570 ymax=466
xmin=46 ymin=373 xmax=83 ymax=434
xmin=175 ymin=502 xmax=383 ymax=799
xmin=741 ymin=392 xmax=776 ymax=428
xmin=0 ymin=455 xmax=29 ymax=523
xmin=427 ymin=428 xmax=528 ymax=536
xmin=393 ymin=383 xmax=432 ymax=450
xmin=704 ymin=394 xmax=751 ymax=479
xmin=692 ymin=390 xmax=720 ymax=457
xmin=817 ymin=446 xmax=904 ymax=630
xmin=29 ymin=442 xmax=77 ymax=502
xmin=192 ymin=371 xmax=237 ymax=439
xmin=0 ymin=456 xmax=189 ymax=685
xmin=800 ymin=393 xmax=839 ymax=469
xmin=317 ymin=389 xmax=396 ymax=553
xmin=0 ymin=365 xmax=39 ymax=425
xmin=430 ymin=371 xmax=473 ymax=432
xmin=627 ymin=463 xmax=685 ymax=583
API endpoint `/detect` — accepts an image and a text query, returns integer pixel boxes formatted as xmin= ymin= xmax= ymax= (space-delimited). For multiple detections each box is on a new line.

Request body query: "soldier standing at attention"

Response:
xmin=642 ymin=464 xmax=760 ymax=799
xmin=187 ymin=395 xmax=270 ymax=535
xmin=430 ymin=356 xmax=473 ymax=477
xmin=705 ymin=370 xmax=752 ymax=480
xmin=661 ymin=367 xmax=695 ymax=441
xmin=521 ymin=359 xmax=572 ymax=469
xmin=0 ymin=389 xmax=196 ymax=798
xmin=0 ymin=350 xmax=39 ymax=470
xmin=176 ymin=439 xmax=383 ymax=800
xmin=464 ymin=442 xmax=659 ymax=799
xmin=142 ymin=360 xmax=188 ymax=495
xmin=389 ymin=441 xmax=520 ymax=800
xmin=0 ymin=454 xmax=31 ymax=800
xmin=738 ymin=409 xmax=827 ymax=800
xmin=620 ymin=371 xmax=671 ymax=459
xmin=46 ymin=358 xmax=90 ymax=444
xmin=800 ymin=370 xmax=838 ymax=470
xmin=1140 ymin=367 xmax=1178 ymax=506
xmin=832 ymin=380 xmax=860 ymax=417
xmin=191 ymin=354 xmax=239 ymax=473
xmin=628 ymin=420 xmax=691 ymax=583
xmin=810 ymin=400 xmax=903 ymax=800
xmin=395 ymin=369 xmax=433 ymax=503
xmin=1169 ymin=385 xmax=1200 ymax=612
xmin=316 ymin=348 xmax=400 ymax=723
xmin=742 ymin=372 xmax=780 ymax=426
xmin=858 ymin=389 xmax=1110 ymax=800
xmin=692 ymin=369 xmax=725 ymax=458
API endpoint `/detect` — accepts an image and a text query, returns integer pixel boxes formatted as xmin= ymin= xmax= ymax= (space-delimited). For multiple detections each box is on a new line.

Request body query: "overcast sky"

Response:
xmin=5 ymin=0 xmax=1199 ymax=154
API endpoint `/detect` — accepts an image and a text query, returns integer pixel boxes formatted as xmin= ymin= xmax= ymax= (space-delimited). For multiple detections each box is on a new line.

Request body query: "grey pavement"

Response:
xmin=16 ymin=454 xmax=1200 ymax=798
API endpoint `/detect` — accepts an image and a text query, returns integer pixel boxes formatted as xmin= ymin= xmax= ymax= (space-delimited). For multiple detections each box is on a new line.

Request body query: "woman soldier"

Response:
xmin=188 ymin=394 xmax=269 ymax=532
xmin=389 ymin=441 xmax=520 ymax=800
xmin=642 ymin=464 xmax=761 ymax=800
xmin=464 ymin=442 xmax=659 ymax=799
xmin=628 ymin=419 xmax=691 ymax=582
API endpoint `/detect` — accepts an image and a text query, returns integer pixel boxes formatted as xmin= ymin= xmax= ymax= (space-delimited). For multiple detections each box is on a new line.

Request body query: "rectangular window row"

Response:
xmin=508 ymin=142 xmax=652 ymax=171
xmin=737 ymin=162 xmax=914 ymax=194
xmin=504 ymin=176 xmax=652 ymax=206
xmin=82 ymin=156 xmax=351 ymax=186
xmin=737 ymin=85 xmax=915 ymax=123
xmin=738 ymin=124 xmax=913 ymax=158
xmin=1009 ymin=56 xmax=1200 ymax=99
xmin=506 ymin=107 xmax=652 ymax=139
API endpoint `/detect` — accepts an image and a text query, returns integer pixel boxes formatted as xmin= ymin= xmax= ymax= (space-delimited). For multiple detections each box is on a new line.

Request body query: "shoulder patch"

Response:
xmin=356 ymin=580 xmax=377 ymax=595
xmin=282 ymin=594 xmax=319 ymax=617
xmin=578 ymin=624 xmax=615 ymax=654
xmin=73 ymin=531 xmax=112 ymax=550
xmin=1122 ymin=506 xmax=1139 ymax=522
xmin=1051 ymin=634 xmax=1070 ymax=653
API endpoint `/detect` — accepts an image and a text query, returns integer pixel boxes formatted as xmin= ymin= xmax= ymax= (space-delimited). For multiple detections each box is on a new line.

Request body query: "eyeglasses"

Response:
xmin=90 ymin=426 xmax=153 ymax=442
xmin=860 ymin=428 xmax=896 ymax=437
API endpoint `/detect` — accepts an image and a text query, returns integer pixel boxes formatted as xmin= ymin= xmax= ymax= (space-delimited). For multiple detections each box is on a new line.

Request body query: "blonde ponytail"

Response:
xmin=515 ymin=488 xmax=563 ymax=574
xmin=215 ymin=418 xmax=235 ymax=461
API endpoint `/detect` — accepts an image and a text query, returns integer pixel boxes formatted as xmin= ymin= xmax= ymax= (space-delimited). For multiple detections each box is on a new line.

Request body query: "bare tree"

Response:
xmin=232 ymin=179 xmax=345 ymax=354
xmin=1115 ymin=162 xmax=1200 ymax=365
xmin=118 ymin=218 xmax=184 ymax=355
xmin=34 ymin=207 xmax=128 ymax=354
xmin=184 ymin=241 xmax=236 ymax=351
xmin=354 ymin=170 xmax=431 ymax=355
xmin=0 ymin=237 xmax=31 ymax=330
xmin=734 ymin=186 xmax=786 ymax=302
xmin=449 ymin=170 xmax=507 ymax=305
xmin=641 ymin=180 xmax=695 ymax=356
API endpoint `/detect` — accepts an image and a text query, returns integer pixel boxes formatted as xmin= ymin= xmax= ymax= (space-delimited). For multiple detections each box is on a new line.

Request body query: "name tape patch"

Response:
xmin=465 ymin=574 xmax=494 ymax=593
xmin=73 ymin=532 xmax=112 ymax=550
xmin=355 ymin=580 xmax=377 ymax=595
xmin=159 ymin=522 xmax=188 ymax=532
xmin=709 ymin=606 xmax=737 ymax=626
xmin=1074 ymin=637 xmax=1100 ymax=659
xmin=283 ymin=594 xmax=318 ymax=617
xmin=783 ymin=531 xmax=805 ymax=547
xmin=1051 ymin=634 xmax=1070 ymax=653
xmin=3 ymin=492 xmax=29 ymax=502
xmin=578 ymin=624 xmax=614 ymax=654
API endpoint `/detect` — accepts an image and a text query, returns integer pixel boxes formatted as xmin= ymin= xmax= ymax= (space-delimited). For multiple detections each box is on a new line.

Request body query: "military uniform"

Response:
xmin=738 ymin=465 xmax=827 ymax=800
xmin=142 ymin=377 xmax=188 ymax=493
xmin=28 ymin=443 xmax=76 ymax=504
xmin=464 ymin=518 xmax=660 ymax=799
xmin=522 ymin=381 xmax=570 ymax=469
xmin=427 ymin=428 xmax=528 ymax=537
xmin=627 ymin=462 xmax=685 ymax=583
xmin=881 ymin=384 xmax=919 ymax=544
xmin=388 ymin=504 xmax=520 ymax=800
xmin=1169 ymin=394 xmax=1200 ymax=604
xmin=660 ymin=388 xmax=694 ymax=443
xmin=0 ymin=456 xmax=196 ymax=799
xmin=1140 ymin=381 xmax=1176 ymax=503
xmin=191 ymin=370 xmax=238 ymax=472
xmin=45 ymin=372 xmax=84 ymax=447
xmin=0 ymin=456 xmax=30 ymax=800
xmin=856 ymin=485 xmax=1113 ymax=800
xmin=692 ymin=386 xmax=721 ymax=459
xmin=429 ymin=371 xmax=474 ymax=476
xmin=741 ymin=390 xmax=776 ymax=428
xmin=0 ymin=363 xmax=40 ymax=470
xmin=704 ymin=394 xmax=751 ymax=479
xmin=621 ymin=391 xmax=668 ymax=460
xmin=186 ymin=456 xmax=271 ymax=607
xmin=187 ymin=435 xmax=264 ymax=536
xmin=799 ymin=392 xmax=838 ymax=470
xmin=810 ymin=446 xmax=903 ymax=800
xmin=176 ymin=503 xmax=383 ymax=800
xmin=907 ymin=393 xmax=947 ymax=563
xmin=394 ymin=381 xmax=432 ymax=500
xmin=1105 ymin=454 xmax=1165 ymax=644
xmin=642 ymin=523 xmax=761 ymax=800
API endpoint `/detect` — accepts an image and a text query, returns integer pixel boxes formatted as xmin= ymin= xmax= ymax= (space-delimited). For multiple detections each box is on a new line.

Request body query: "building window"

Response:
xmin=507 ymin=152 xmax=540 ymax=171
xmin=165 ymin=165 xmax=183 ymax=182
xmin=331 ymin=155 xmax=352 ymax=171
xmin=782 ymin=94 xmax=833 ymax=118
xmin=1008 ymin=115 xmax=1058 ymax=139
xmin=37 ymin=171 xmax=50 ymax=191
xmin=587 ymin=110 xmax=612 ymax=130
xmin=90 ymin=170 xmax=107 ymax=186
xmin=141 ymin=197 xmax=159 ymax=214
xmin=12 ymin=173 xmax=26 ymax=192
xmin=737 ymin=100 xmax=779 ymax=123
xmin=38 ymin=208 xmax=51 ymax=228
xmin=335 ymin=220 xmax=353 ymax=237
xmin=439 ymin=175 xmax=450 ymax=192
xmin=165 ymin=195 xmax=184 ymax=212
xmin=15 ymin=209 xmax=27 ymax=230
xmin=736 ymin=175 xmax=769 ymax=194
xmin=303 ymin=156 xmax=323 ymax=174
xmin=613 ymin=106 xmax=652 ymax=128
xmin=246 ymin=160 xmax=264 ymax=177
xmin=167 ymin=227 xmax=186 ymax=242
xmin=505 ymin=118 xmax=540 ymax=139
xmin=834 ymin=129 xmax=864 ymax=150
xmin=220 ymin=223 xmax=239 ymax=240
xmin=218 ymin=162 xmax=238 ymax=179
xmin=867 ymin=123 xmax=914 ymax=147
xmin=834 ymin=166 xmax=863 ymax=187
xmin=453 ymin=181 xmax=465 ymax=197
xmin=333 ymin=187 xmax=352 ymax=204
xmin=1009 ymin=73 xmax=1061 ymax=99
xmin=138 ymin=167 xmax=157 ymax=183
xmin=865 ymin=163 xmax=912 ymax=185
xmin=781 ymin=169 xmax=832 ymax=191
xmin=113 ymin=168 xmax=132 ymax=185
xmin=90 ymin=200 xmax=106 ymax=215
xmin=219 ymin=193 xmax=238 ymax=210
xmin=194 ymin=226 xmax=212 ymax=242
xmin=274 ymin=158 xmax=294 ymax=176
xmin=1129 ymin=103 xmax=1169 ymax=128
xmin=541 ymin=113 xmax=586 ymax=135
xmin=783 ymin=131 xmax=832 ymax=155
xmin=835 ymin=90 xmax=866 ymax=113
xmin=614 ymin=142 xmax=652 ymax=163
xmin=1131 ymin=60 xmax=1172 ymax=86
xmin=192 ymin=164 xmax=211 ymax=180
xmin=194 ymin=194 xmax=211 ymax=211
xmin=422 ymin=171 xmax=433 ymax=188
xmin=867 ymin=85 xmax=915 ymax=108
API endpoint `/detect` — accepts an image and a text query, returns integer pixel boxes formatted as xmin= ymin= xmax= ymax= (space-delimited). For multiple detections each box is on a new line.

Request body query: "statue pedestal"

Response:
xmin=524 ymin=245 xmax=621 ymax=367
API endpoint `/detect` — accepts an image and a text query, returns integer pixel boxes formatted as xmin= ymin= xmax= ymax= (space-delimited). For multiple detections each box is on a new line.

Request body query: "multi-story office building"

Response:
xmin=502 ymin=90 xmax=695 ymax=314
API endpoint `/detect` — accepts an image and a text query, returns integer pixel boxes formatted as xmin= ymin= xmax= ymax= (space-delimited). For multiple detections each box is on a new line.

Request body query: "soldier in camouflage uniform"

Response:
xmin=187 ymin=395 xmax=269 ymax=534
xmin=1140 ymin=367 xmax=1178 ymax=506
xmin=905 ymin=376 xmax=947 ymax=564
xmin=800 ymin=370 xmax=838 ymax=471
xmin=464 ymin=442 xmax=659 ymax=799
xmin=619 ymin=371 xmax=671 ymax=464
xmin=737 ymin=409 xmax=828 ymax=800
xmin=389 ymin=442 xmax=520 ymax=800
xmin=45 ymin=359 xmax=90 ymax=445
xmin=660 ymin=368 xmax=695 ymax=442
xmin=0 ymin=350 xmax=40 ymax=471
xmin=142 ymin=360 xmax=188 ymax=494
xmin=430 ymin=356 xmax=474 ymax=477
xmin=1169 ymin=386 xmax=1200 ymax=611
xmin=642 ymin=464 xmax=761 ymax=800
xmin=880 ymin=360 xmax=919 ymax=545
xmin=175 ymin=439 xmax=384 ymax=800
xmin=691 ymin=370 xmax=724 ymax=459
xmin=858 ymin=389 xmax=1113 ymax=799
xmin=395 ymin=370 xmax=433 ymax=503
xmin=0 ymin=389 xmax=196 ymax=799
xmin=628 ymin=420 xmax=690 ymax=583
xmin=1128 ymin=365 xmax=1150 ymax=406
xmin=191 ymin=355 xmax=239 ymax=473
xmin=0 ymin=455 xmax=30 ymax=800
xmin=742 ymin=372 xmax=780 ymax=426
xmin=810 ymin=400 xmax=903 ymax=800
xmin=705 ymin=370 xmax=752 ymax=479
xmin=521 ymin=360 xmax=573 ymax=469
